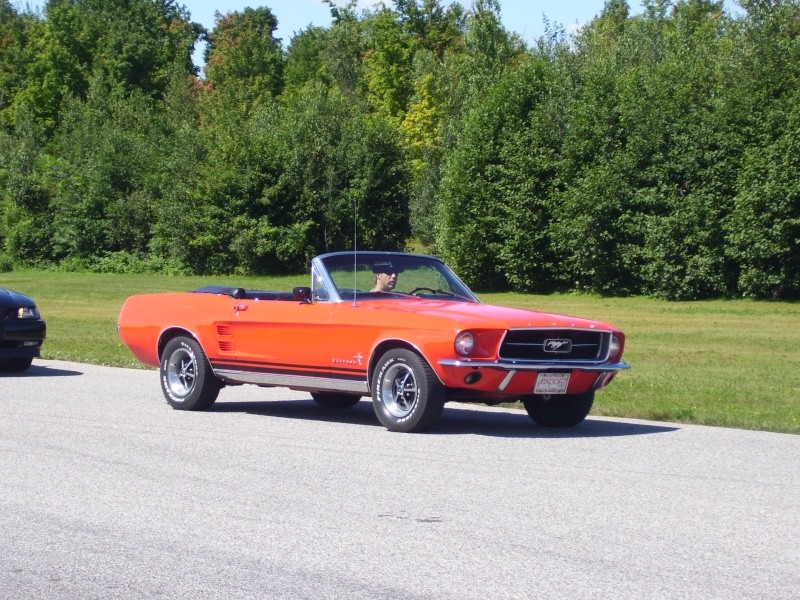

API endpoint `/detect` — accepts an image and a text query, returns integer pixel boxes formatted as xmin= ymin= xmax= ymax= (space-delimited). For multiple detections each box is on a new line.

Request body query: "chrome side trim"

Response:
xmin=214 ymin=369 xmax=369 ymax=394
xmin=438 ymin=359 xmax=630 ymax=373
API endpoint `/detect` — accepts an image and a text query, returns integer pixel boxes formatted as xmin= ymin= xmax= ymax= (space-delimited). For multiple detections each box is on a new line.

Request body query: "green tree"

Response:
xmin=438 ymin=56 xmax=562 ymax=291
xmin=416 ymin=0 xmax=522 ymax=255
xmin=284 ymin=26 xmax=331 ymax=92
xmin=12 ymin=0 xmax=199 ymax=131
xmin=401 ymin=53 xmax=445 ymax=246
xmin=0 ymin=108 xmax=54 ymax=263
xmin=204 ymin=6 xmax=284 ymax=109
xmin=158 ymin=88 xmax=284 ymax=274
xmin=273 ymin=83 xmax=410 ymax=261
xmin=552 ymin=0 xmax=735 ymax=298
xmin=395 ymin=0 xmax=466 ymax=59
xmin=362 ymin=6 xmax=416 ymax=121
xmin=0 ymin=2 xmax=41 ymax=129
xmin=319 ymin=1 xmax=367 ymax=100
xmin=725 ymin=0 xmax=800 ymax=298
xmin=146 ymin=67 xmax=206 ymax=274
xmin=632 ymin=0 xmax=735 ymax=299
xmin=48 ymin=74 xmax=162 ymax=262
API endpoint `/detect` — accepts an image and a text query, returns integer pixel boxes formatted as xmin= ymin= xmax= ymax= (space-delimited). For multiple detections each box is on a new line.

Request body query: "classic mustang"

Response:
xmin=118 ymin=251 xmax=629 ymax=432
xmin=0 ymin=288 xmax=46 ymax=372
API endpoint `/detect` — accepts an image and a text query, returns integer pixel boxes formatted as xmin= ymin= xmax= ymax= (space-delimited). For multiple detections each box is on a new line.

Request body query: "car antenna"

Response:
xmin=352 ymin=196 xmax=358 ymax=307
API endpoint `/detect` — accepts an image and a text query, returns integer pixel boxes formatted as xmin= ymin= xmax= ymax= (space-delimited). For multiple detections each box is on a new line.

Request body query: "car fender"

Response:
xmin=367 ymin=333 xmax=456 ymax=390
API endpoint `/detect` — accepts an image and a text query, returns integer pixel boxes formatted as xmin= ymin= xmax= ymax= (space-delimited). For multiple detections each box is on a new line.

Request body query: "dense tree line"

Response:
xmin=0 ymin=0 xmax=798 ymax=299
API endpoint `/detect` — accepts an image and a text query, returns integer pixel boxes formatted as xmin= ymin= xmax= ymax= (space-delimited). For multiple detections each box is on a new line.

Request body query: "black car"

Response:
xmin=0 ymin=288 xmax=46 ymax=372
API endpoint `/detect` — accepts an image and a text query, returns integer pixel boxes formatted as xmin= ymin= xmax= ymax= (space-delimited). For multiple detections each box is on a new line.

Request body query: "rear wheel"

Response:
xmin=160 ymin=336 xmax=220 ymax=410
xmin=522 ymin=392 xmax=594 ymax=427
xmin=371 ymin=349 xmax=445 ymax=433
xmin=311 ymin=392 xmax=362 ymax=408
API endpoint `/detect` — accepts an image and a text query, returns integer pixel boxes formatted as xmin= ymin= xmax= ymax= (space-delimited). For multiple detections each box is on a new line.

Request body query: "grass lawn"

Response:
xmin=4 ymin=270 xmax=799 ymax=434
xmin=492 ymin=293 xmax=800 ymax=434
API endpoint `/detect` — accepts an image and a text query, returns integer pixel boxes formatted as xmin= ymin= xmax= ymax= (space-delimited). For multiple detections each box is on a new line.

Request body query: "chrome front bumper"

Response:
xmin=438 ymin=359 xmax=630 ymax=372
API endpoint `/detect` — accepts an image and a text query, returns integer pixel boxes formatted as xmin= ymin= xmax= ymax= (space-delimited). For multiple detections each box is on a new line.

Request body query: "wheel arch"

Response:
xmin=368 ymin=339 xmax=443 ymax=391
xmin=157 ymin=327 xmax=201 ymax=362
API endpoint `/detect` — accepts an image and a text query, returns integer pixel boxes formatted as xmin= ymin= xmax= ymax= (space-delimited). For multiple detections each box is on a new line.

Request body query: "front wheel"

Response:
xmin=371 ymin=349 xmax=445 ymax=433
xmin=522 ymin=392 xmax=594 ymax=427
xmin=160 ymin=336 xmax=220 ymax=410
xmin=0 ymin=357 xmax=34 ymax=372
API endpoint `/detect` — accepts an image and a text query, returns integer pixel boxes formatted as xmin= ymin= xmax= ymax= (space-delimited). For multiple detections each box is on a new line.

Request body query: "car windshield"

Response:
xmin=319 ymin=252 xmax=478 ymax=302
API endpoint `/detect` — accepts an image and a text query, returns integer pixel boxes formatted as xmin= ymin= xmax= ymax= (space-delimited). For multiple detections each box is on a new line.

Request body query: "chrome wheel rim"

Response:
xmin=166 ymin=348 xmax=196 ymax=398
xmin=379 ymin=363 xmax=418 ymax=418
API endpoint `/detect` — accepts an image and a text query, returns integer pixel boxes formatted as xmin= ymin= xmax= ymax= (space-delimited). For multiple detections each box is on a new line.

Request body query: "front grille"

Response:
xmin=499 ymin=329 xmax=608 ymax=361
xmin=0 ymin=308 xmax=9 ymax=320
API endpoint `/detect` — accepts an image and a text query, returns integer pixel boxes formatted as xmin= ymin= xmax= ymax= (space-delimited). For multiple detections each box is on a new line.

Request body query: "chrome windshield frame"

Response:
xmin=312 ymin=251 xmax=480 ymax=304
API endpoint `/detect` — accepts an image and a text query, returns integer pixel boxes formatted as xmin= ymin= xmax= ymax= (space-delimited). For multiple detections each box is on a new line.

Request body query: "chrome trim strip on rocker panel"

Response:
xmin=214 ymin=369 xmax=369 ymax=394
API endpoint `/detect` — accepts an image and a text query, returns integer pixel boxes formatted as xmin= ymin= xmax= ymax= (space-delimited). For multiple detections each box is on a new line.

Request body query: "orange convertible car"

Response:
xmin=118 ymin=251 xmax=629 ymax=432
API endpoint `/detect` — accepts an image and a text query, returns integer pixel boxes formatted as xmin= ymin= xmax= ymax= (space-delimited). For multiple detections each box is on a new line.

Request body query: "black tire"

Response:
xmin=522 ymin=392 xmax=594 ymax=427
xmin=311 ymin=392 xmax=362 ymax=408
xmin=160 ymin=336 xmax=220 ymax=410
xmin=371 ymin=349 xmax=445 ymax=433
xmin=0 ymin=357 xmax=33 ymax=372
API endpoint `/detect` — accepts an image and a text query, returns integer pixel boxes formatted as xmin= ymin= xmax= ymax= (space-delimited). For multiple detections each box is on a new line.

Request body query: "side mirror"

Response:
xmin=293 ymin=286 xmax=312 ymax=304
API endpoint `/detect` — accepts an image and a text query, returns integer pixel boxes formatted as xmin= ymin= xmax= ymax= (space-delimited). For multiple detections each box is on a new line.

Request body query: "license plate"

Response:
xmin=534 ymin=372 xmax=570 ymax=395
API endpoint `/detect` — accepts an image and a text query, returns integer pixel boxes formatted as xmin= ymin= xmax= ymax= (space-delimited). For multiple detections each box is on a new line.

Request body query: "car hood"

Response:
xmin=0 ymin=288 xmax=36 ymax=309
xmin=359 ymin=298 xmax=619 ymax=331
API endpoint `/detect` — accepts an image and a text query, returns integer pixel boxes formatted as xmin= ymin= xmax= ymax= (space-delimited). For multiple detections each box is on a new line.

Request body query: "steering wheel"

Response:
xmin=409 ymin=287 xmax=437 ymax=295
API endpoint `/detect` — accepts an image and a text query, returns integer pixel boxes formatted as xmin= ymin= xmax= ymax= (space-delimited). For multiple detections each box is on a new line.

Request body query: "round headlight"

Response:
xmin=455 ymin=331 xmax=475 ymax=357
xmin=609 ymin=334 xmax=622 ymax=360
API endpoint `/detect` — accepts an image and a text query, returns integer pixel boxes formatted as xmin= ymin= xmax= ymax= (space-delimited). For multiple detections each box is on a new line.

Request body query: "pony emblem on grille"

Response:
xmin=544 ymin=339 xmax=572 ymax=353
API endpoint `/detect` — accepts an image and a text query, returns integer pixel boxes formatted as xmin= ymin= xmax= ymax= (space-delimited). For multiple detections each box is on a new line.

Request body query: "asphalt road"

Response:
xmin=1 ymin=360 xmax=798 ymax=599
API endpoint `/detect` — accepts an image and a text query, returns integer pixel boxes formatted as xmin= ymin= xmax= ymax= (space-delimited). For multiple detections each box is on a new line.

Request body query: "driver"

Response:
xmin=371 ymin=262 xmax=398 ymax=293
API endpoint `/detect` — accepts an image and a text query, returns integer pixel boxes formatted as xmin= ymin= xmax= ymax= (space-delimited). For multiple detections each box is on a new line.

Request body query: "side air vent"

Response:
xmin=216 ymin=323 xmax=234 ymax=352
